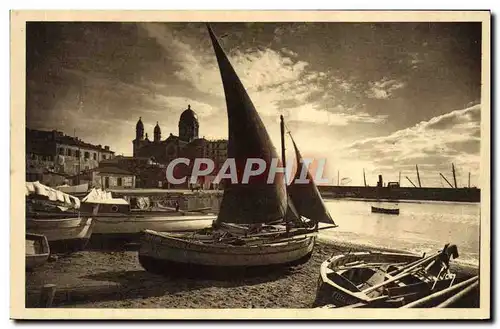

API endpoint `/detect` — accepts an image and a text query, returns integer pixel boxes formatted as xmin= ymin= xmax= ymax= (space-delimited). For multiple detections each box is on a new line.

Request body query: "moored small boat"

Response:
xmin=314 ymin=244 xmax=459 ymax=308
xmin=371 ymin=206 xmax=400 ymax=215
xmin=25 ymin=233 xmax=50 ymax=270
xmin=26 ymin=217 xmax=94 ymax=253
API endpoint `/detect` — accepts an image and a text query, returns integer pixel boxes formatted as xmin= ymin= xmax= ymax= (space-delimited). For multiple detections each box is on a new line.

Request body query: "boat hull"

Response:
xmin=26 ymin=217 xmax=93 ymax=253
xmin=371 ymin=206 xmax=400 ymax=215
xmin=314 ymin=251 xmax=424 ymax=308
xmin=138 ymin=229 xmax=316 ymax=277
xmin=93 ymin=215 xmax=216 ymax=235
xmin=25 ymin=233 xmax=50 ymax=270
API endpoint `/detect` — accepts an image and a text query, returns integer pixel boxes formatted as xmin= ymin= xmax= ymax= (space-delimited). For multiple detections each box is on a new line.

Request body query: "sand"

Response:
xmin=25 ymin=238 xmax=478 ymax=309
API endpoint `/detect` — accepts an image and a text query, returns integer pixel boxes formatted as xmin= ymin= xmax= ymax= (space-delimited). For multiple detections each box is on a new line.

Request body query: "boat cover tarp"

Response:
xmin=25 ymin=181 xmax=81 ymax=209
xmin=56 ymin=183 xmax=89 ymax=194
xmin=82 ymin=188 xmax=129 ymax=205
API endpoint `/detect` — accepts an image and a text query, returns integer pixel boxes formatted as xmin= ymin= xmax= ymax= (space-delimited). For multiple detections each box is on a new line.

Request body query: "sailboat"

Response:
xmin=138 ymin=24 xmax=336 ymax=276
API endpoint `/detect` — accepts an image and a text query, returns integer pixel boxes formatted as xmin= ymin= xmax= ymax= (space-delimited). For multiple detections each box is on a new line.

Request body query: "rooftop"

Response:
xmin=27 ymin=128 xmax=114 ymax=153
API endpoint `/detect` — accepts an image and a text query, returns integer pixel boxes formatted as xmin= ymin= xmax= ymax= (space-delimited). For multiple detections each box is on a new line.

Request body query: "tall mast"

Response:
xmin=363 ymin=169 xmax=367 ymax=187
xmin=74 ymin=128 xmax=81 ymax=185
xmin=468 ymin=172 xmax=471 ymax=188
xmin=398 ymin=171 xmax=401 ymax=186
xmin=280 ymin=115 xmax=286 ymax=184
xmin=416 ymin=164 xmax=422 ymax=188
xmin=406 ymin=176 xmax=417 ymax=188
xmin=452 ymin=163 xmax=458 ymax=188
xmin=337 ymin=170 xmax=340 ymax=186
xmin=440 ymin=173 xmax=454 ymax=188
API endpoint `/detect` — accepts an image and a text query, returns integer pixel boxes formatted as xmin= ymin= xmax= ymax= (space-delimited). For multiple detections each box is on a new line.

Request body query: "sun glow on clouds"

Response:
xmin=366 ymin=77 xmax=406 ymax=99
xmin=340 ymin=104 xmax=481 ymax=187
xmin=141 ymin=23 xmax=386 ymax=127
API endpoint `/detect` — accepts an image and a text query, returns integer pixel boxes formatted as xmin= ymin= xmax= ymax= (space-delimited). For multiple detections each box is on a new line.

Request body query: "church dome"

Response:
xmin=178 ymin=104 xmax=199 ymax=142
xmin=179 ymin=105 xmax=198 ymax=124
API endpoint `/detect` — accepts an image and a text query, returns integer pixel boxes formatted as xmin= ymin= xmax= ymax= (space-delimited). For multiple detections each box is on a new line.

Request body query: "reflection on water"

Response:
xmin=320 ymin=199 xmax=480 ymax=267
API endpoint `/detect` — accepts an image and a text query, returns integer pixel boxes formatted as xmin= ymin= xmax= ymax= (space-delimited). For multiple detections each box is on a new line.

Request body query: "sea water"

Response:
xmin=320 ymin=199 xmax=480 ymax=267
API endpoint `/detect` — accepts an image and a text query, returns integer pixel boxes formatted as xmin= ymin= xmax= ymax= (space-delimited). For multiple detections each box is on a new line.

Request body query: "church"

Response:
xmin=132 ymin=105 xmax=228 ymax=185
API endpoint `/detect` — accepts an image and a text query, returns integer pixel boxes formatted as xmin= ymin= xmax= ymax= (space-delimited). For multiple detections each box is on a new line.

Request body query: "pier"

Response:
xmin=317 ymin=186 xmax=480 ymax=203
xmin=103 ymin=186 xmax=480 ymax=204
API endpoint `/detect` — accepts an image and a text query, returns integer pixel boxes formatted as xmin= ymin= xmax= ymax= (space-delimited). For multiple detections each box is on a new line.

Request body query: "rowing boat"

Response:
xmin=314 ymin=244 xmax=459 ymax=308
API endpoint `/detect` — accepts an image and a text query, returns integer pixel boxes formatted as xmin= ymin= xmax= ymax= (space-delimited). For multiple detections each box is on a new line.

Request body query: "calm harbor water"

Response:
xmin=319 ymin=199 xmax=480 ymax=267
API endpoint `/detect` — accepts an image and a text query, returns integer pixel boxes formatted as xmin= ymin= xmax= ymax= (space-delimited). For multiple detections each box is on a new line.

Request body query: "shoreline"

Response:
xmin=25 ymin=238 xmax=478 ymax=309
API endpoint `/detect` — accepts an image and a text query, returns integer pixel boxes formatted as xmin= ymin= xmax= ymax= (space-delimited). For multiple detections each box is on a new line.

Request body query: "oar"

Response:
xmin=436 ymin=280 xmax=479 ymax=308
xmin=362 ymin=265 xmax=424 ymax=294
xmin=362 ymin=251 xmax=445 ymax=294
xmin=402 ymin=275 xmax=478 ymax=308
xmin=387 ymin=251 xmax=441 ymax=276
xmin=317 ymin=225 xmax=338 ymax=231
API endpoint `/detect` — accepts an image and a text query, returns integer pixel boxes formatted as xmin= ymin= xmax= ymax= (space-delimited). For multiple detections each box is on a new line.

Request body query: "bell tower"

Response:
xmin=133 ymin=117 xmax=145 ymax=156
xmin=154 ymin=122 xmax=162 ymax=142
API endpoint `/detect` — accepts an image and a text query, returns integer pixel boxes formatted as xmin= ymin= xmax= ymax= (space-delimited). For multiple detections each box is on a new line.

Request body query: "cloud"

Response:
xmin=285 ymin=103 xmax=388 ymax=126
xmin=366 ymin=77 xmax=406 ymax=99
xmin=142 ymin=22 xmax=389 ymax=130
xmin=340 ymin=104 xmax=481 ymax=186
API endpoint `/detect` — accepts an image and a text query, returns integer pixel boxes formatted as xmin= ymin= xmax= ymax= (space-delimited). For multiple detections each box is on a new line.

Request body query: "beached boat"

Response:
xmin=313 ymin=244 xmax=459 ymax=308
xmin=25 ymin=233 xmax=50 ymax=270
xmin=26 ymin=181 xmax=94 ymax=253
xmin=26 ymin=217 xmax=93 ymax=253
xmin=138 ymin=24 xmax=336 ymax=277
xmin=79 ymin=188 xmax=217 ymax=239
xmin=371 ymin=206 xmax=400 ymax=215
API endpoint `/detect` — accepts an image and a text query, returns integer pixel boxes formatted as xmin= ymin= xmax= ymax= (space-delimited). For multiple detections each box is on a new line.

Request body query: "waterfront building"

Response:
xmin=26 ymin=128 xmax=115 ymax=185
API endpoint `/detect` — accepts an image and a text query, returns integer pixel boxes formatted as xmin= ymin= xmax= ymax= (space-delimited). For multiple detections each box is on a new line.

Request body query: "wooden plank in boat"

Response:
xmin=386 ymin=282 xmax=431 ymax=298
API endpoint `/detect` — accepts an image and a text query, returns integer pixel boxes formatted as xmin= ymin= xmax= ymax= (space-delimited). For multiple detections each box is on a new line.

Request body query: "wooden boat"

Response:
xmin=402 ymin=275 xmax=479 ymax=308
xmin=26 ymin=181 xmax=94 ymax=253
xmin=79 ymin=189 xmax=217 ymax=239
xmin=92 ymin=214 xmax=217 ymax=237
xmin=26 ymin=216 xmax=93 ymax=253
xmin=371 ymin=206 xmax=400 ymax=215
xmin=314 ymin=244 xmax=459 ymax=308
xmin=138 ymin=25 xmax=337 ymax=277
xmin=25 ymin=233 xmax=50 ymax=270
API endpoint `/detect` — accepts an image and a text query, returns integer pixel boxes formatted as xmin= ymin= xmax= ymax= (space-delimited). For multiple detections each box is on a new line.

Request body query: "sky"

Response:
xmin=26 ymin=22 xmax=482 ymax=187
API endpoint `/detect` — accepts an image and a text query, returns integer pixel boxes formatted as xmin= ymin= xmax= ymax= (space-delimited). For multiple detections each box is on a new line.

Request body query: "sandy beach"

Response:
xmin=25 ymin=238 xmax=478 ymax=309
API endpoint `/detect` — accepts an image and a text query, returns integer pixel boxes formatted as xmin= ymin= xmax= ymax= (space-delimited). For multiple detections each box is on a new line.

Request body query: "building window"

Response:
xmin=117 ymin=177 xmax=122 ymax=186
xmin=84 ymin=151 xmax=90 ymax=159
xmin=102 ymin=154 xmax=106 ymax=160
xmin=75 ymin=150 xmax=80 ymax=158
xmin=67 ymin=149 xmax=72 ymax=156
xmin=59 ymin=148 xmax=64 ymax=155
xmin=93 ymin=153 xmax=97 ymax=160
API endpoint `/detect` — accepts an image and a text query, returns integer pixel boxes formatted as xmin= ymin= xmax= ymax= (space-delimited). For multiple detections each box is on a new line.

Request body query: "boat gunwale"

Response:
xmin=319 ymin=251 xmax=422 ymax=303
xmin=26 ymin=217 xmax=93 ymax=228
xmin=141 ymin=229 xmax=317 ymax=254
xmin=26 ymin=233 xmax=50 ymax=269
